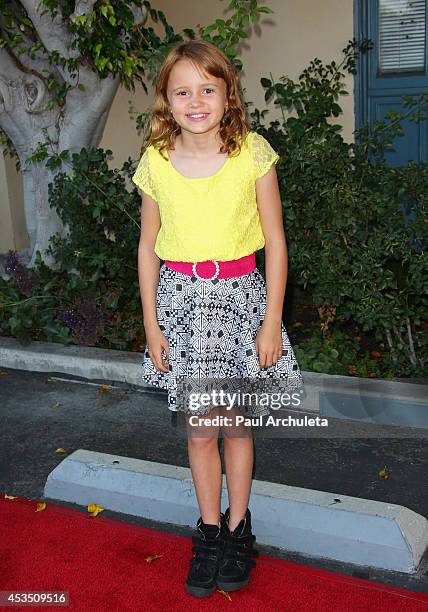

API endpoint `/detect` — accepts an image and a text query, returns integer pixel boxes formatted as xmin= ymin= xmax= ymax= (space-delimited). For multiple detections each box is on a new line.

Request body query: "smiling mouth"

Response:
xmin=186 ymin=113 xmax=209 ymax=120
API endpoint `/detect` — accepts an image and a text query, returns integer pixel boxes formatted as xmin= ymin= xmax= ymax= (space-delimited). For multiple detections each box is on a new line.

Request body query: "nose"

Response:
xmin=189 ymin=91 xmax=205 ymax=106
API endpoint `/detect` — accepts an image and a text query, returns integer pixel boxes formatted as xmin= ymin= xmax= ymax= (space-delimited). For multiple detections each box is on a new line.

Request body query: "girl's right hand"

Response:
xmin=145 ymin=324 xmax=170 ymax=373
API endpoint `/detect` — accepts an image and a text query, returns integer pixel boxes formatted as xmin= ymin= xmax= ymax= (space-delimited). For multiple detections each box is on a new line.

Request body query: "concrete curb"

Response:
xmin=44 ymin=449 xmax=428 ymax=574
xmin=1 ymin=336 xmax=428 ymax=428
xmin=0 ymin=336 xmax=145 ymax=389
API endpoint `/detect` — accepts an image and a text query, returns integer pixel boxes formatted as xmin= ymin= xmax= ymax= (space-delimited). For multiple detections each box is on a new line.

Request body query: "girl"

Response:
xmin=132 ymin=39 xmax=304 ymax=599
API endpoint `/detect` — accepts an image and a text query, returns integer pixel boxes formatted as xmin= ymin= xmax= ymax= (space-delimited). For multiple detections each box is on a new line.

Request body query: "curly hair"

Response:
xmin=144 ymin=39 xmax=250 ymax=159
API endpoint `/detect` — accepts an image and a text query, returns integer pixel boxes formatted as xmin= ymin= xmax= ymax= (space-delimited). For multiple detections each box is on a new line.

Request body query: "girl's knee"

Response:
xmin=222 ymin=427 xmax=252 ymax=440
xmin=221 ymin=407 xmax=253 ymax=439
xmin=185 ymin=406 xmax=221 ymax=441
xmin=187 ymin=434 xmax=219 ymax=448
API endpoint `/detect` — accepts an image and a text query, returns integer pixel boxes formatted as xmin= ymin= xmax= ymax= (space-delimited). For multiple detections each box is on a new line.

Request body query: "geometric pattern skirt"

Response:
xmin=141 ymin=263 xmax=305 ymax=420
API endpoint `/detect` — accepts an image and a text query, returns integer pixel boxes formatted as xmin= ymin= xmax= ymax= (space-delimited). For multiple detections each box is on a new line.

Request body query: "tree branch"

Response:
xmin=128 ymin=2 xmax=149 ymax=26
xmin=405 ymin=316 xmax=417 ymax=366
xmin=0 ymin=46 xmax=24 ymax=89
xmin=385 ymin=327 xmax=397 ymax=363
xmin=20 ymin=0 xmax=73 ymax=57
xmin=72 ymin=0 xmax=98 ymax=18
xmin=0 ymin=1 xmax=56 ymax=76
xmin=0 ymin=22 xmax=53 ymax=79
xmin=19 ymin=0 xmax=78 ymax=86
xmin=69 ymin=0 xmax=97 ymax=34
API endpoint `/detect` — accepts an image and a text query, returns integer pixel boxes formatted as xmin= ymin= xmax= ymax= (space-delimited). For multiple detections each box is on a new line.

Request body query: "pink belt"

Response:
xmin=164 ymin=253 xmax=256 ymax=280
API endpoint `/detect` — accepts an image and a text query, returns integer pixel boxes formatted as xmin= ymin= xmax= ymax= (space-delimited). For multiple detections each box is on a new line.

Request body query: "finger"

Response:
xmin=154 ymin=352 xmax=168 ymax=373
xmin=272 ymin=352 xmax=280 ymax=366
xmin=161 ymin=349 xmax=169 ymax=370
xmin=160 ymin=351 xmax=169 ymax=371
xmin=161 ymin=341 xmax=169 ymax=359
xmin=265 ymin=351 xmax=273 ymax=366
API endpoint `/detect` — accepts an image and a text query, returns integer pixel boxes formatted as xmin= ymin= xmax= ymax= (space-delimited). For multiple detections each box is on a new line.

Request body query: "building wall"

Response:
xmin=0 ymin=152 xmax=27 ymax=253
xmin=1 ymin=0 xmax=354 ymax=253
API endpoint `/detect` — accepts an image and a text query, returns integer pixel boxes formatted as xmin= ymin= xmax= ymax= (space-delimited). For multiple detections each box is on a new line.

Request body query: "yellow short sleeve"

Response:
xmin=250 ymin=132 xmax=280 ymax=180
xmin=132 ymin=147 xmax=157 ymax=200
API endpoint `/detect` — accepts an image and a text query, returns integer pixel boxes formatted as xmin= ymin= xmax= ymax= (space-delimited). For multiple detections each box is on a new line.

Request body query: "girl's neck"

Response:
xmin=174 ymin=130 xmax=223 ymax=157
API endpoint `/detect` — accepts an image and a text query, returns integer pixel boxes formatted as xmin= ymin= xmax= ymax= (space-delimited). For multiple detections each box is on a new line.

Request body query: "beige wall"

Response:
xmin=1 ymin=0 xmax=355 ymax=253
xmin=1 ymin=151 xmax=27 ymax=253
xmin=103 ymin=0 xmax=355 ymax=167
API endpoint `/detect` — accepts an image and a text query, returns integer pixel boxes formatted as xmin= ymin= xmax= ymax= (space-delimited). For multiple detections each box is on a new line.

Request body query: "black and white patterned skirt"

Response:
xmin=141 ymin=263 xmax=305 ymax=421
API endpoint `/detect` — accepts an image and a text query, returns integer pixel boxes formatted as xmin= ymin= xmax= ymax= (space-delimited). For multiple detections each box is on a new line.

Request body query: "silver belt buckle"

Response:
xmin=192 ymin=259 xmax=220 ymax=280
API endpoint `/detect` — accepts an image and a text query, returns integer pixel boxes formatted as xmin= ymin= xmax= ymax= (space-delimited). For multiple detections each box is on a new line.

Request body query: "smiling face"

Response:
xmin=166 ymin=59 xmax=228 ymax=139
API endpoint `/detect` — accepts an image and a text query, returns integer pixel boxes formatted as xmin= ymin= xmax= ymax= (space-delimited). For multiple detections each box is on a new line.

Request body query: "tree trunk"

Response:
xmin=22 ymin=159 xmax=65 ymax=269
xmin=0 ymin=68 xmax=120 ymax=268
xmin=0 ymin=0 xmax=147 ymax=269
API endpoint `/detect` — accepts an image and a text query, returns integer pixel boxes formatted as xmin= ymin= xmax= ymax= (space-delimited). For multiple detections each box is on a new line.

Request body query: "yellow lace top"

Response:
xmin=131 ymin=130 xmax=279 ymax=262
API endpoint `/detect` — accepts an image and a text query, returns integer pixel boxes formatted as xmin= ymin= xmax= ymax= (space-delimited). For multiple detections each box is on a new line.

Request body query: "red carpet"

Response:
xmin=1 ymin=496 xmax=428 ymax=611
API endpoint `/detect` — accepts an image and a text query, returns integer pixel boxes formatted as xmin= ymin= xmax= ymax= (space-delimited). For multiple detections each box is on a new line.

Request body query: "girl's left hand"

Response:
xmin=255 ymin=320 xmax=283 ymax=369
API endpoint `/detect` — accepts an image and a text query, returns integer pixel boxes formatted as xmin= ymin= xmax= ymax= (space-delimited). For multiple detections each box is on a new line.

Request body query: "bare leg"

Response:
xmin=222 ymin=407 xmax=254 ymax=531
xmin=186 ymin=406 xmax=222 ymax=526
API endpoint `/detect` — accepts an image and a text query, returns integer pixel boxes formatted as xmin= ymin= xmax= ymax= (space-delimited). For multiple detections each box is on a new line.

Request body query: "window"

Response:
xmin=379 ymin=0 xmax=426 ymax=73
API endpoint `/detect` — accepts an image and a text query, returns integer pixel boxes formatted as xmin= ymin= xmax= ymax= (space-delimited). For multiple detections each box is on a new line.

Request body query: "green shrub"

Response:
xmin=250 ymin=39 xmax=428 ymax=376
xmin=1 ymin=149 xmax=145 ymax=351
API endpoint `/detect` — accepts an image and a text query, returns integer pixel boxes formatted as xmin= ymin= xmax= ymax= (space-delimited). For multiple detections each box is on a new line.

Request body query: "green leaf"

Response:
xmin=203 ymin=23 xmax=217 ymax=35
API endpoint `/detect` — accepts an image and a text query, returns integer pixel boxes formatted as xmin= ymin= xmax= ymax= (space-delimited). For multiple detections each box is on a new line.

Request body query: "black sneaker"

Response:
xmin=185 ymin=515 xmax=225 ymax=598
xmin=216 ymin=507 xmax=258 ymax=592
